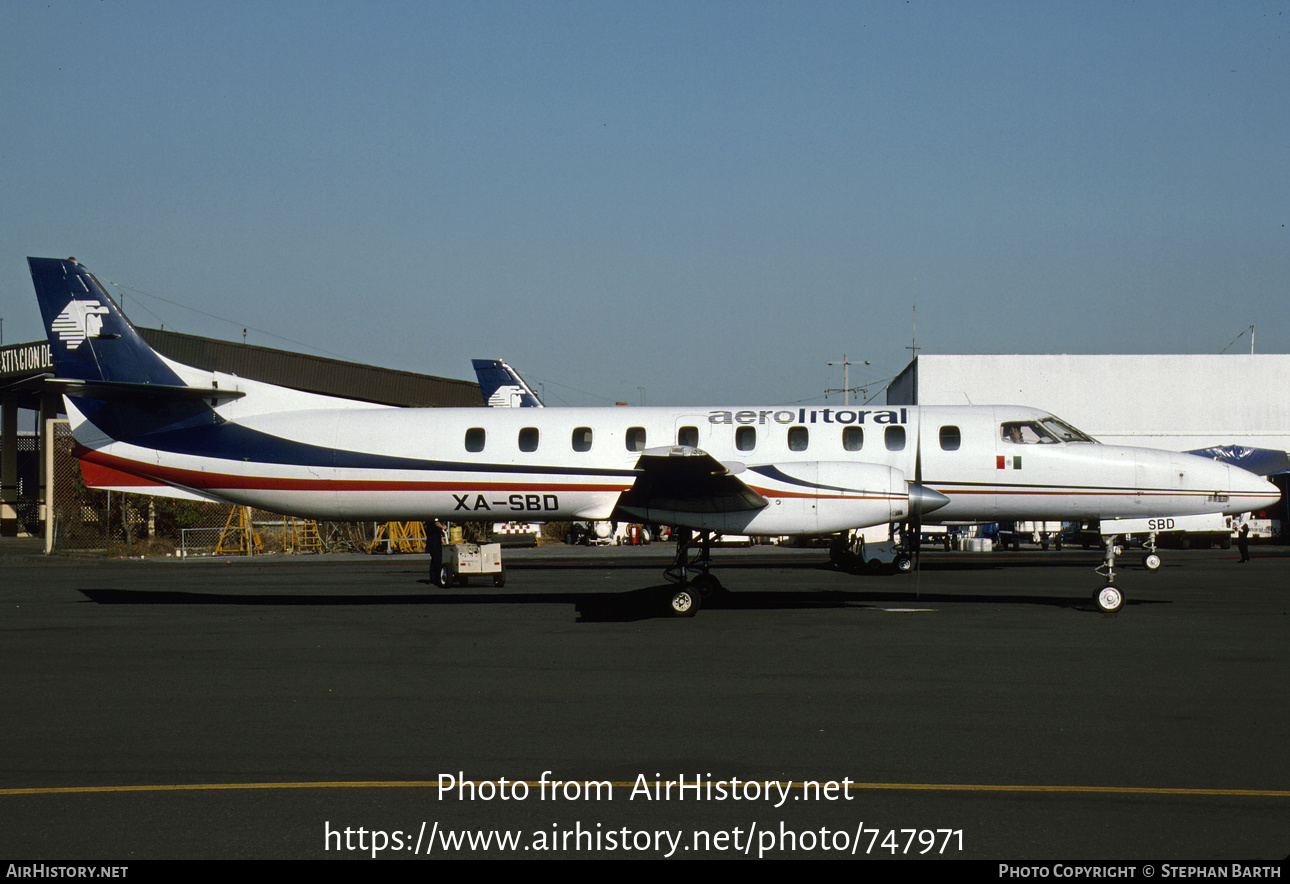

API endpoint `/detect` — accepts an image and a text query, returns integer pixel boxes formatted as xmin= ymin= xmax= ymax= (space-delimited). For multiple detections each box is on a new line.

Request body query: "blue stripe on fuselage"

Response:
xmin=77 ymin=400 xmax=637 ymax=478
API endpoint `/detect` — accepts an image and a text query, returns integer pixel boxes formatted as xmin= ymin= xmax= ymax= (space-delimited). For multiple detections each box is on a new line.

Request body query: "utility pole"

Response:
xmin=826 ymin=354 xmax=869 ymax=405
xmin=907 ymin=301 xmax=920 ymax=361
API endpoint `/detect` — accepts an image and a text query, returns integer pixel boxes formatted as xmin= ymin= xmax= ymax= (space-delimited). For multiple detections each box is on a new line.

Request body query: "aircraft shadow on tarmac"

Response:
xmin=77 ymin=580 xmax=1165 ymax=623
xmin=519 ymin=553 xmax=1166 ymax=574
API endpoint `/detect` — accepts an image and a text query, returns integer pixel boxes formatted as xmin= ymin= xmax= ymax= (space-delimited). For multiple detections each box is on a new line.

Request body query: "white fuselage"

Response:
xmin=37 ymin=256 xmax=1277 ymax=537
xmin=71 ymin=371 xmax=1278 ymax=533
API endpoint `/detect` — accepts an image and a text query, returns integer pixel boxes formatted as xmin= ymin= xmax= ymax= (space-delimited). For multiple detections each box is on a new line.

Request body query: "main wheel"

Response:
xmin=668 ymin=587 xmax=700 ymax=617
xmin=1142 ymin=553 xmax=1161 ymax=571
xmin=689 ymin=573 xmax=722 ymax=600
xmin=894 ymin=554 xmax=913 ymax=573
xmin=1094 ymin=585 xmax=1124 ymax=613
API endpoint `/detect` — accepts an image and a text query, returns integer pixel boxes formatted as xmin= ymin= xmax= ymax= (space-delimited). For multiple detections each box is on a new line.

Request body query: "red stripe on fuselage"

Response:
xmin=79 ymin=456 xmax=169 ymax=489
xmin=77 ymin=449 xmax=633 ymax=494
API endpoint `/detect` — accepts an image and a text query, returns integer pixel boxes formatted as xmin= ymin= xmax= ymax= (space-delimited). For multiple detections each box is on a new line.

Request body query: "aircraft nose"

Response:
xmin=1237 ymin=469 xmax=1281 ymax=513
xmin=1176 ymin=452 xmax=1281 ymax=515
xmin=1201 ymin=457 xmax=1281 ymax=513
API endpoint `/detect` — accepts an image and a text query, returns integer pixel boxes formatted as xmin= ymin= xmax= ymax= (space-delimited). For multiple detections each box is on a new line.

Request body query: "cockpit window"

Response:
xmin=1001 ymin=418 xmax=1096 ymax=444
xmin=1040 ymin=418 xmax=1095 ymax=443
xmin=1001 ymin=422 xmax=1050 ymax=444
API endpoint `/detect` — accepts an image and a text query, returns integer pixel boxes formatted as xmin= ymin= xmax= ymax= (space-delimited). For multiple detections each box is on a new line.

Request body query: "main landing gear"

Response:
xmin=663 ymin=529 xmax=725 ymax=617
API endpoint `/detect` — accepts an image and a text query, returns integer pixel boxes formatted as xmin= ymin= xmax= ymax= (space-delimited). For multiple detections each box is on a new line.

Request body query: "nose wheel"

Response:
xmin=1094 ymin=584 xmax=1124 ymax=614
xmin=1093 ymin=535 xmax=1128 ymax=613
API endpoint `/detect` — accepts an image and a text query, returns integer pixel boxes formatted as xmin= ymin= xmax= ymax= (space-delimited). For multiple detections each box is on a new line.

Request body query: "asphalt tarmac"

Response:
xmin=1 ymin=540 xmax=1287 ymax=860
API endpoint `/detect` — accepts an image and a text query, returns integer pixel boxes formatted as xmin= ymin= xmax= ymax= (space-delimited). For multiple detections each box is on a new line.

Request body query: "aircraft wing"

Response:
xmin=615 ymin=446 xmax=768 ymax=517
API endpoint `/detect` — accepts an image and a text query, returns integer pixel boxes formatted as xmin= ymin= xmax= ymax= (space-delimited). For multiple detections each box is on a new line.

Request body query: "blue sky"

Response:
xmin=2 ymin=1 xmax=1286 ymax=406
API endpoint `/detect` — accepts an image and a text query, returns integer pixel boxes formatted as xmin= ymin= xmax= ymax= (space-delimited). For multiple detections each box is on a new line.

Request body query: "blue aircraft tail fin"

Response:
xmin=472 ymin=358 xmax=544 ymax=407
xmin=28 ymin=257 xmax=184 ymax=386
xmin=1186 ymin=444 xmax=1290 ymax=477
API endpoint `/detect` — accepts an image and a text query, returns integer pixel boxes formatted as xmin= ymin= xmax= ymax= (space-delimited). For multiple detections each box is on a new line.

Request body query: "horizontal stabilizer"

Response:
xmin=47 ymin=377 xmax=245 ymax=403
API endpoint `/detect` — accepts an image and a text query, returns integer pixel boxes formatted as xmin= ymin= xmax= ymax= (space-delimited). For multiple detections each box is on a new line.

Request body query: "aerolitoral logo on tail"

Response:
xmin=487 ymin=385 xmax=527 ymax=407
xmin=51 ymin=300 xmax=111 ymax=349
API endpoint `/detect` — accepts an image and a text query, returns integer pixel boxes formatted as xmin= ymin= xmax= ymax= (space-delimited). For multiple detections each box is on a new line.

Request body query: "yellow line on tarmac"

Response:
xmin=2 ymin=781 xmax=1288 ymax=798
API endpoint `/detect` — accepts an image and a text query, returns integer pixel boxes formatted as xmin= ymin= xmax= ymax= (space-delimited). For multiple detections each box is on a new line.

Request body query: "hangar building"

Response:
xmin=887 ymin=354 xmax=1290 ymax=451
xmin=887 ymin=353 xmax=1290 ymax=521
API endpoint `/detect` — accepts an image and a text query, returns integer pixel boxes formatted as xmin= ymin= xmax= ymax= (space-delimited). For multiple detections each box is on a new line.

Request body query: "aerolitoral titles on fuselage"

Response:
xmin=707 ymin=408 xmax=908 ymax=426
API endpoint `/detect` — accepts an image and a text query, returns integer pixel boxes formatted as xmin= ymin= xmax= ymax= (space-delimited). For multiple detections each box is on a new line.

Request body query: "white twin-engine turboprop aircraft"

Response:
xmin=28 ymin=257 xmax=1279 ymax=616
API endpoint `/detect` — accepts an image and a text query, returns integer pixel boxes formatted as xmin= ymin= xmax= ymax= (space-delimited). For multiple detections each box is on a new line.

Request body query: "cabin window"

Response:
xmin=677 ymin=425 xmax=698 ymax=447
xmin=939 ymin=425 xmax=961 ymax=451
xmin=572 ymin=427 xmax=593 ymax=452
xmin=519 ymin=427 xmax=539 ymax=452
xmin=842 ymin=426 xmax=863 ymax=451
xmin=885 ymin=425 xmax=906 ymax=451
xmin=465 ymin=427 xmax=486 ymax=452
xmin=626 ymin=426 xmax=647 ymax=452
xmin=788 ymin=426 xmax=809 ymax=451
xmin=736 ymin=425 xmax=756 ymax=451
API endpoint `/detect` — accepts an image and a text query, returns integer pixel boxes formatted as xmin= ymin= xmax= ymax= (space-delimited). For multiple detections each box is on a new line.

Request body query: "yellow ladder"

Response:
xmin=285 ymin=517 xmax=322 ymax=554
xmin=216 ymin=506 xmax=263 ymax=555
xmin=369 ymin=521 xmax=426 ymax=554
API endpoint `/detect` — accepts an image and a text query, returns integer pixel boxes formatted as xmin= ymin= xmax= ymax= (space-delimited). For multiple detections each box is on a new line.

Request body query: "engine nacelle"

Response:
xmin=658 ymin=461 xmax=912 ymax=536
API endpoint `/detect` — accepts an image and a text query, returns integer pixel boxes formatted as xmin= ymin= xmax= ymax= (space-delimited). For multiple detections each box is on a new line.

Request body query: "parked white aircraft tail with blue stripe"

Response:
xmin=473 ymin=358 xmax=543 ymax=407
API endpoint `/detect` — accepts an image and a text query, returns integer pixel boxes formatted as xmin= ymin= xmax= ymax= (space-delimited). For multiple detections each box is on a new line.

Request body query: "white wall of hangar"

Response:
xmin=888 ymin=354 xmax=1290 ymax=453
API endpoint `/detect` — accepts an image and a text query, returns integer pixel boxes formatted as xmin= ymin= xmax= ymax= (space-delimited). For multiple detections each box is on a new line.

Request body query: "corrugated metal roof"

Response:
xmin=138 ymin=328 xmax=481 ymax=408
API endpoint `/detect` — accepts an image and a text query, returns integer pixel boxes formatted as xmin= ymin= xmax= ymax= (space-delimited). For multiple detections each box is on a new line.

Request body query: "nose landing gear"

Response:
xmin=1093 ymin=535 xmax=1126 ymax=613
